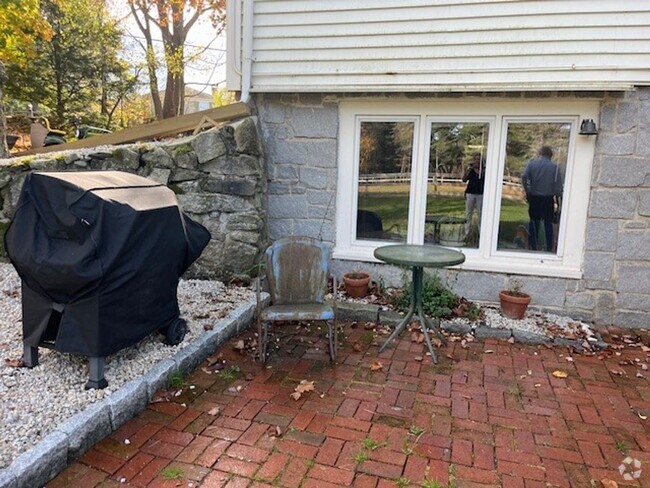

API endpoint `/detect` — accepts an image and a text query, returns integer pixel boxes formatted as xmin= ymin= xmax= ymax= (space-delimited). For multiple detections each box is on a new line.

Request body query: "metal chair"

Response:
xmin=256 ymin=236 xmax=337 ymax=364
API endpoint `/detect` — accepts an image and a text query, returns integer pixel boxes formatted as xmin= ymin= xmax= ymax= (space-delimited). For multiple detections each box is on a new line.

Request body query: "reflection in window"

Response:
xmin=356 ymin=121 xmax=414 ymax=241
xmin=425 ymin=123 xmax=489 ymax=248
xmin=498 ymin=122 xmax=569 ymax=253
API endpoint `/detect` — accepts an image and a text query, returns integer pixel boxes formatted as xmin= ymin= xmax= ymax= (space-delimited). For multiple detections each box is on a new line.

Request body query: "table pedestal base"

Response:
xmin=379 ymin=266 xmax=448 ymax=363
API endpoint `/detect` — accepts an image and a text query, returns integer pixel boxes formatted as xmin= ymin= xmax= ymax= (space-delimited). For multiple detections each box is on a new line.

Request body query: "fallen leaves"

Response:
xmin=370 ymin=361 xmax=383 ymax=371
xmin=4 ymin=358 xmax=25 ymax=368
xmin=552 ymin=370 xmax=568 ymax=378
xmin=290 ymin=380 xmax=315 ymax=401
xmin=208 ymin=407 xmax=220 ymax=416
xmin=601 ymin=479 xmax=618 ymax=488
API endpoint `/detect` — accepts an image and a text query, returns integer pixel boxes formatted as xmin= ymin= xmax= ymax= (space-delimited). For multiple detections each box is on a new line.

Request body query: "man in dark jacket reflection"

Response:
xmin=521 ymin=146 xmax=563 ymax=251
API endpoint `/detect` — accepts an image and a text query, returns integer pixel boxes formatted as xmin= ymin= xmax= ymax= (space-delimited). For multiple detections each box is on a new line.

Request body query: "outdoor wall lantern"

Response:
xmin=579 ymin=119 xmax=598 ymax=135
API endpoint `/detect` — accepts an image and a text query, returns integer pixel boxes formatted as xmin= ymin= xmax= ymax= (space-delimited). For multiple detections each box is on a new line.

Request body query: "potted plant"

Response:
xmin=343 ymin=270 xmax=371 ymax=298
xmin=499 ymin=278 xmax=531 ymax=320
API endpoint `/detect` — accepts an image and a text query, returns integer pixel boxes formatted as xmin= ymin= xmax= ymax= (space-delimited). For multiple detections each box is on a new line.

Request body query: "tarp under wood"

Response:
xmin=4 ymin=171 xmax=211 ymax=357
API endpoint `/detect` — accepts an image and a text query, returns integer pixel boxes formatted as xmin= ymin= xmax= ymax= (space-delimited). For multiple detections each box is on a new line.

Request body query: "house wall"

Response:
xmin=231 ymin=0 xmax=650 ymax=93
xmin=255 ymin=91 xmax=650 ymax=328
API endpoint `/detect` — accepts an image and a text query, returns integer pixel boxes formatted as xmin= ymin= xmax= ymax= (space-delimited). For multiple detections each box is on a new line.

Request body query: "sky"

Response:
xmin=109 ymin=2 xmax=228 ymax=95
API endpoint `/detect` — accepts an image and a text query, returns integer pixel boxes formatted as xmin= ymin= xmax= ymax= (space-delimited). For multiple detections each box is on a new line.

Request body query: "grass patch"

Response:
xmin=358 ymin=188 xmax=529 ymax=248
xmin=359 ymin=331 xmax=375 ymax=345
xmin=361 ymin=437 xmax=384 ymax=451
xmin=219 ymin=365 xmax=242 ymax=382
xmin=354 ymin=451 xmax=368 ymax=464
xmin=167 ymin=371 xmax=184 ymax=389
xmin=161 ymin=467 xmax=184 ymax=480
xmin=408 ymin=425 xmax=425 ymax=436
xmin=506 ymin=384 xmax=522 ymax=399
xmin=421 ymin=479 xmax=443 ymax=488
xmin=616 ymin=439 xmax=629 ymax=455
xmin=396 ymin=477 xmax=411 ymax=487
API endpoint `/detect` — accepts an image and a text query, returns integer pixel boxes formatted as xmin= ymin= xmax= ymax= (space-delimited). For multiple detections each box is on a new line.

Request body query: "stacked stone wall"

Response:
xmin=255 ymin=92 xmax=649 ymax=328
xmin=0 ymin=117 xmax=266 ymax=282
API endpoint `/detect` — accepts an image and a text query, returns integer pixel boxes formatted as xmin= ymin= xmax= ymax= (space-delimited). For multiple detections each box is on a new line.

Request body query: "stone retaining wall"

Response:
xmin=0 ymin=117 xmax=266 ymax=281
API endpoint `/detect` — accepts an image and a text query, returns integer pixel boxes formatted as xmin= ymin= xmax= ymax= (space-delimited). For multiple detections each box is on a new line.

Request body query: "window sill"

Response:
xmin=333 ymin=245 xmax=582 ymax=280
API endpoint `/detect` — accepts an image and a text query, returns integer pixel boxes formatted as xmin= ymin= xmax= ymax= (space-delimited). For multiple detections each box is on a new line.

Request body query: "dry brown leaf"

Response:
xmin=552 ymin=370 xmax=568 ymax=378
xmin=295 ymin=380 xmax=315 ymax=394
xmin=507 ymin=336 xmax=515 ymax=344
xmin=411 ymin=332 xmax=425 ymax=344
xmin=431 ymin=337 xmax=442 ymax=348
xmin=207 ymin=407 xmax=220 ymax=416
xmin=353 ymin=343 xmax=364 ymax=352
xmin=413 ymin=356 xmax=423 ymax=362
xmin=638 ymin=411 xmax=648 ymax=420
xmin=4 ymin=358 xmax=25 ymax=368
xmin=484 ymin=349 xmax=494 ymax=354
xmin=290 ymin=391 xmax=302 ymax=401
xmin=601 ymin=479 xmax=618 ymax=488
xmin=370 ymin=361 xmax=383 ymax=371
xmin=206 ymin=355 xmax=221 ymax=366
xmin=233 ymin=340 xmax=245 ymax=351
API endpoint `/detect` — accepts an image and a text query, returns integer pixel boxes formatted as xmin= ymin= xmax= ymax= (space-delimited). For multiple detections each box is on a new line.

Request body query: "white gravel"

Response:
xmin=0 ymin=263 xmax=253 ymax=469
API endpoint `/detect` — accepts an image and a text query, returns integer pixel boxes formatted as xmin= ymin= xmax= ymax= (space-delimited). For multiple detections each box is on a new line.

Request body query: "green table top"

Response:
xmin=374 ymin=244 xmax=466 ymax=268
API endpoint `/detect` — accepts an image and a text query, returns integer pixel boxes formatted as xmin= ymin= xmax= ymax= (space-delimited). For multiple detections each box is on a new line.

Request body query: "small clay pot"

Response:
xmin=343 ymin=271 xmax=371 ymax=298
xmin=499 ymin=290 xmax=531 ymax=320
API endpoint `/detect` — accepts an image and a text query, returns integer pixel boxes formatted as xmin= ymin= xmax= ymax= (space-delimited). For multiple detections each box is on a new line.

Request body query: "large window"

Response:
xmin=335 ymin=100 xmax=598 ymax=278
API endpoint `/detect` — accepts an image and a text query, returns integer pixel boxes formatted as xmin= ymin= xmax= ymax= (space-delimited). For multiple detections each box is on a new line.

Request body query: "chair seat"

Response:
xmin=261 ymin=303 xmax=334 ymax=322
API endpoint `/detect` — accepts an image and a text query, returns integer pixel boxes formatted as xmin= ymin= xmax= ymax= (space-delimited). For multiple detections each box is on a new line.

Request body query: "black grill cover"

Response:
xmin=4 ymin=171 xmax=211 ymax=357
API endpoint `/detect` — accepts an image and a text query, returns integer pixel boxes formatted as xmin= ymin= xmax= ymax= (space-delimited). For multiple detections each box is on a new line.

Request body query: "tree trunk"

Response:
xmin=0 ymin=61 xmax=9 ymax=159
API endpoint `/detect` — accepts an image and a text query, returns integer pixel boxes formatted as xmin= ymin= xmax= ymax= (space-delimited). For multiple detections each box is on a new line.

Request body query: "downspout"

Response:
xmin=240 ymin=0 xmax=254 ymax=103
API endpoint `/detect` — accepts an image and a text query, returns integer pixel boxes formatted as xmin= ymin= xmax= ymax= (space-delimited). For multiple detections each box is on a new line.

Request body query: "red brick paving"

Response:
xmin=46 ymin=323 xmax=650 ymax=487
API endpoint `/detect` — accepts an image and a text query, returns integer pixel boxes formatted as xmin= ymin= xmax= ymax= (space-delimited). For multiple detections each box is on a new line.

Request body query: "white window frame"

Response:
xmin=334 ymin=99 xmax=599 ymax=279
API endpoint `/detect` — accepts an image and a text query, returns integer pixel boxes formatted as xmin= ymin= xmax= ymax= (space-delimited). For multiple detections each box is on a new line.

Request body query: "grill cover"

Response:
xmin=4 ymin=171 xmax=211 ymax=357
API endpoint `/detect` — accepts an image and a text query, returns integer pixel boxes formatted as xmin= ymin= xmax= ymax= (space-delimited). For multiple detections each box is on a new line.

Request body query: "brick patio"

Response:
xmin=47 ymin=322 xmax=650 ymax=488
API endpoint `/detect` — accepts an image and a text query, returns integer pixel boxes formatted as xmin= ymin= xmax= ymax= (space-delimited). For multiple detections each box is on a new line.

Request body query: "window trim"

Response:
xmin=334 ymin=99 xmax=599 ymax=279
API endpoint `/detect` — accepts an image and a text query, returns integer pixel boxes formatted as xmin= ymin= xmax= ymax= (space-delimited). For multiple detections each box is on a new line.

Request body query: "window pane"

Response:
xmin=356 ymin=121 xmax=414 ymax=242
xmin=425 ymin=122 xmax=489 ymax=248
xmin=497 ymin=122 xmax=570 ymax=253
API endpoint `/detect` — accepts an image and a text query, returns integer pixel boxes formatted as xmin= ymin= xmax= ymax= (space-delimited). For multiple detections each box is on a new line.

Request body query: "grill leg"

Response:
xmin=85 ymin=357 xmax=108 ymax=389
xmin=23 ymin=344 xmax=39 ymax=367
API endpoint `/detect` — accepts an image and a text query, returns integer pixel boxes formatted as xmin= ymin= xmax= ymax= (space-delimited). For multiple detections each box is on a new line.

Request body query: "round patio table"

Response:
xmin=374 ymin=244 xmax=465 ymax=362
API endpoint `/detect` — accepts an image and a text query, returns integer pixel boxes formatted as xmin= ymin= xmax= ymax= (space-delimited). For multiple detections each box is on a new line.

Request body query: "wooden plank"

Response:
xmin=16 ymin=102 xmax=250 ymax=157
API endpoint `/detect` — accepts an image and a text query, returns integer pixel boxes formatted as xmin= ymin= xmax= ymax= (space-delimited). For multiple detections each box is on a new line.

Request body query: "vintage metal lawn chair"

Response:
xmin=256 ymin=236 xmax=337 ymax=364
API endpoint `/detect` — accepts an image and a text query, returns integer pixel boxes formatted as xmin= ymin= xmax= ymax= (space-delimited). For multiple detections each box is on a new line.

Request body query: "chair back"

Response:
xmin=264 ymin=236 xmax=330 ymax=305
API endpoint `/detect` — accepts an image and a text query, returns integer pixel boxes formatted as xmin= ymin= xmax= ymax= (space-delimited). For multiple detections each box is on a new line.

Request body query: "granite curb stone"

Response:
xmin=474 ymin=326 xmax=513 ymax=340
xmin=55 ymin=401 xmax=112 ymax=463
xmin=4 ymin=431 xmax=68 ymax=488
xmin=0 ymin=298 xmax=262 ymax=488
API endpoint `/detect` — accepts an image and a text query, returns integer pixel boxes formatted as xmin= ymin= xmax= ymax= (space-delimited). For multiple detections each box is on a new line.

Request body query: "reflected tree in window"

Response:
xmin=498 ymin=122 xmax=570 ymax=254
xmin=356 ymin=121 xmax=414 ymax=241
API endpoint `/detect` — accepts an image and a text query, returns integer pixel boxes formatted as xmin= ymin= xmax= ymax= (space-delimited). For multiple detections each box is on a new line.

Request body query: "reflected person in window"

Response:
xmin=462 ymin=153 xmax=485 ymax=237
xmin=521 ymin=146 xmax=563 ymax=252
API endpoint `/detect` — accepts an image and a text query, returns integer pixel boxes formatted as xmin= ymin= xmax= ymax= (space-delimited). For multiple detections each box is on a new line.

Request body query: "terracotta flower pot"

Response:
xmin=499 ymin=290 xmax=531 ymax=320
xmin=343 ymin=271 xmax=370 ymax=298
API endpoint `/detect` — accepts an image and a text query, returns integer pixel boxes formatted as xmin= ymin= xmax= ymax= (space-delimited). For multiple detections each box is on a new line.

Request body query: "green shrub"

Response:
xmin=391 ymin=273 xmax=460 ymax=320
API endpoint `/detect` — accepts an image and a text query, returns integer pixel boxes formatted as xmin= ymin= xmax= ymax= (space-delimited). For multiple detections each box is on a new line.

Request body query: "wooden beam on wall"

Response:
xmin=16 ymin=102 xmax=251 ymax=157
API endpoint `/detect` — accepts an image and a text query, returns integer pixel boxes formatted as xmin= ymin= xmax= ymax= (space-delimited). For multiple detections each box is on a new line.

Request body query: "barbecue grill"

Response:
xmin=4 ymin=171 xmax=211 ymax=388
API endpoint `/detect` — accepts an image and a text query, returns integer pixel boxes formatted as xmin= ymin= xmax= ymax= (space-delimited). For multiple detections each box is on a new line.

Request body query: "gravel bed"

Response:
xmin=340 ymin=290 xmax=600 ymax=341
xmin=0 ymin=263 xmax=253 ymax=469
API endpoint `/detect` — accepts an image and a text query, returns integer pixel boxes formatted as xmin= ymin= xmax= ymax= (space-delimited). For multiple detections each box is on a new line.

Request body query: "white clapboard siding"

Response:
xmin=227 ymin=0 xmax=650 ymax=92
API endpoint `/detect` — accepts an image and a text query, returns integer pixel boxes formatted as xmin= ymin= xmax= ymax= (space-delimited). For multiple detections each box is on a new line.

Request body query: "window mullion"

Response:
xmin=407 ymin=116 xmax=427 ymax=244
